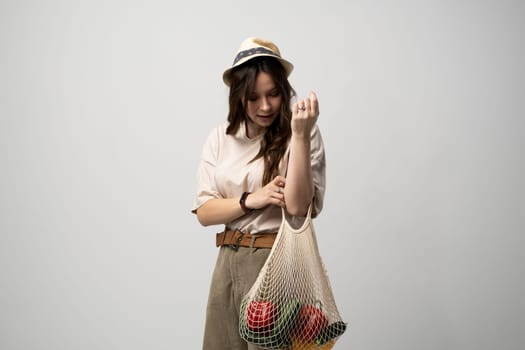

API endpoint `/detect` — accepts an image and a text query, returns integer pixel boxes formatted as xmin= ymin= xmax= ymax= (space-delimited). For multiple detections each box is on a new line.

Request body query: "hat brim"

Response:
xmin=222 ymin=54 xmax=294 ymax=86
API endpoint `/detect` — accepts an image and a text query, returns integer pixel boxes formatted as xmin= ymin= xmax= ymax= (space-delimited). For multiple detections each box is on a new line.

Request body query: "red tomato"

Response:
xmin=247 ymin=300 xmax=278 ymax=332
xmin=295 ymin=304 xmax=328 ymax=342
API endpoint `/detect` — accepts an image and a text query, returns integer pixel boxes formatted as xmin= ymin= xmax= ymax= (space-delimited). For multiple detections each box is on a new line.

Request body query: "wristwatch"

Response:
xmin=239 ymin=192 xmax=253 ymax=213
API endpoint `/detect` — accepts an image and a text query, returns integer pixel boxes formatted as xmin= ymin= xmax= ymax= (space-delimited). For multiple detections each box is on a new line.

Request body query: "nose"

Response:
xmin=260 ymin=97 xmax=271 ymax=112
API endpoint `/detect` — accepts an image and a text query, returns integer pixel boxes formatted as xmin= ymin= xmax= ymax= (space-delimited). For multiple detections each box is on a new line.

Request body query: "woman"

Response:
xmin=192 ymin=37 xmax=326 ymax=349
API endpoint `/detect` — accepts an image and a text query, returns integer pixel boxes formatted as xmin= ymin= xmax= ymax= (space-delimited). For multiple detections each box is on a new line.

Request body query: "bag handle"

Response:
xmin=280 ymin=203 xmax=313 ymax=234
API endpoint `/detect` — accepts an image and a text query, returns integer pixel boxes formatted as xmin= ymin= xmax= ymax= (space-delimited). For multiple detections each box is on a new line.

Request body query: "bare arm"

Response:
xmin=195 ymin=197 xmax=246 ymax=226
xmin=196 ymin=176 xmax=287 ymax=226
xmin=284 ymin=91 xmax=319 ymax=216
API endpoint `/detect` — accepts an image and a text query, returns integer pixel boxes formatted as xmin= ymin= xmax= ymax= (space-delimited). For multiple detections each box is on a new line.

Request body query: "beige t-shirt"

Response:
xmin=192 ymin=121 xmax=326 ymax=234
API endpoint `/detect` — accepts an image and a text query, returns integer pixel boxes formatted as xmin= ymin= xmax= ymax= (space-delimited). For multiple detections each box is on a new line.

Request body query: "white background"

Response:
xmin=1 ymin=0 xmax=524 ymax=349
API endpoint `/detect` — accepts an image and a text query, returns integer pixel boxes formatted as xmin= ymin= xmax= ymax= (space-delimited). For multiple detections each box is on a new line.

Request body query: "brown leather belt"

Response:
xmin=216 ymin=229 xmax=277 ymax=250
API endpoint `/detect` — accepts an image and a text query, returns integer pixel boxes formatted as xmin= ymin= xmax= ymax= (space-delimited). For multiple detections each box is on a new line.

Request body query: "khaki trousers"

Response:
xmin=202 ymin=246 xmax=271 ymax=350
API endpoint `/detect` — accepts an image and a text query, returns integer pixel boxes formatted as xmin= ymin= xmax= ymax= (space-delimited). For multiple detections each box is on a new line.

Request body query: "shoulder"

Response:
xmin=203 ymin=121 xmax=229 ymax=144
xmin=209 ymin=121 xmax=229 ymax=136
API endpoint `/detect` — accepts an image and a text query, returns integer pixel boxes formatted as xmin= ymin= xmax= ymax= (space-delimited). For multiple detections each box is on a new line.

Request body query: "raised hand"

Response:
xmin=291 ymin=91 xmax=319 ymax=137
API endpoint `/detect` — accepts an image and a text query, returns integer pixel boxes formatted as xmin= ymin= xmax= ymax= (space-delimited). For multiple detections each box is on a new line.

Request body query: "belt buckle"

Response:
xmin=229 ymin=230 xmax=244 ymax=251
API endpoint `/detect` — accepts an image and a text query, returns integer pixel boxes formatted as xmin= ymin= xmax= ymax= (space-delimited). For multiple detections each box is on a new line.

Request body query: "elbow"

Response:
xmin=285 ymin=203 xmax=310 ymax=217
xmin=198 ymin=218 xmax=211 ymax=227
xmin=285 ymin=190 xmax=314 ymax=217
xmin=196 ymin=209 xmax=212 ymax=227
xmin=197 ymin=216 xmax=213 ymax=227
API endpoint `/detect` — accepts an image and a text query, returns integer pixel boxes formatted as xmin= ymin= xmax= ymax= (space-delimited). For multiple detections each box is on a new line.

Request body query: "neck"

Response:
xmin=246 ymin=120 xmax=264 ymax=139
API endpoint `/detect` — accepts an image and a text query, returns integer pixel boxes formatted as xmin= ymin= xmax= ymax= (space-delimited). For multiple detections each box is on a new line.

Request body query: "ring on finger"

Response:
xmin=298 ymin=105 xmax=306 ymax=111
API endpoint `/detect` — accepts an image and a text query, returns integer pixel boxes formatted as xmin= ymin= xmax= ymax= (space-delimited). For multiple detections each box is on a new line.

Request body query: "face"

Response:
xmin=244 ymin=71 xmax=282 ymax=138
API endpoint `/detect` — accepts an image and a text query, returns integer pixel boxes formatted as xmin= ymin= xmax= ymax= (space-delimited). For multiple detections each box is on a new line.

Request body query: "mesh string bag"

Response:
xmin=239 ymin=205 xmax=347 ymax=349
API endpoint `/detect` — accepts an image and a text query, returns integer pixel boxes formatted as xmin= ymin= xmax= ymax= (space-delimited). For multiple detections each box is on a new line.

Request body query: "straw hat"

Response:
xmin=222 ymin=37 xmax=294 ymax=86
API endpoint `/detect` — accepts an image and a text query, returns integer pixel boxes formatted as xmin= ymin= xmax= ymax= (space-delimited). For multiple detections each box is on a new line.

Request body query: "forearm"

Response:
xmin=196 ymin=197 xmax=245 ymax=226
xmin=284 ymin=134 xmax=314 ymax=216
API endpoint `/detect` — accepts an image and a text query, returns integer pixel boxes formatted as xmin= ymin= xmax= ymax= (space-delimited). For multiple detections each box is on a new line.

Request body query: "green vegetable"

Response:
xmin=240 ymin=299 xmax=301 ymax=349
xmin=271 ymin=299 xmax=301 ymax=338
xmin=314 ymin=321 xmax=347 ymax=345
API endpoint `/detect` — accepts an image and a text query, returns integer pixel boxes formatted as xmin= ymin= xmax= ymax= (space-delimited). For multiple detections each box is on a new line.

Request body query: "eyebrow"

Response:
xmin=251 ymin=87 xmax=278 ymax=95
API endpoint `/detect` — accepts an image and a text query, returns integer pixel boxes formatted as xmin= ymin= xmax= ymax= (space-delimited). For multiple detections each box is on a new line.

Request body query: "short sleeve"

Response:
xmin=191 ymin=128 xmax=221 ymax=213
xmin=310 ymin=125 xmax=326 ymax=217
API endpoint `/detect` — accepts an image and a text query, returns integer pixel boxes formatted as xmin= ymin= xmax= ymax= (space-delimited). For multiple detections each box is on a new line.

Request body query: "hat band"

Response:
xmin=233 ymin=47 xmax=280 ymax=64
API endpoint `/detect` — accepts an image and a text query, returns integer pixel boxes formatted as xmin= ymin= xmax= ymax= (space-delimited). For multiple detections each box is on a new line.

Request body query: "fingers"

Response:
xmin=309 ymin=91 xmax=319 ymax=114
xmin=292 ymin=102 xmax=303 ymax=114
xmin=304 ymin=97 xmax=311 ymax=112
xmin=273 ymin=175 xmax=286 ymax=185
xmin=294 ymin=100 xmax=307 ymax=113
xmin=271 ymin=190 xmax=285 ymax=201
xmin=275 ymin=199 xmax=286 ymax=208
xmin=271 ymin=179 xmax=284 ymax=199
xmin=270 ymin=176 xmax=286 ymax=207
xmin=294 ymin=91 xmax=319 ymax=116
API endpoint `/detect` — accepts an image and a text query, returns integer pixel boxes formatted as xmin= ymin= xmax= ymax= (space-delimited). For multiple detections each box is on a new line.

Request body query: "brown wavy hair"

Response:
xmin=226 ymin=57 xmax=295 ymax=185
